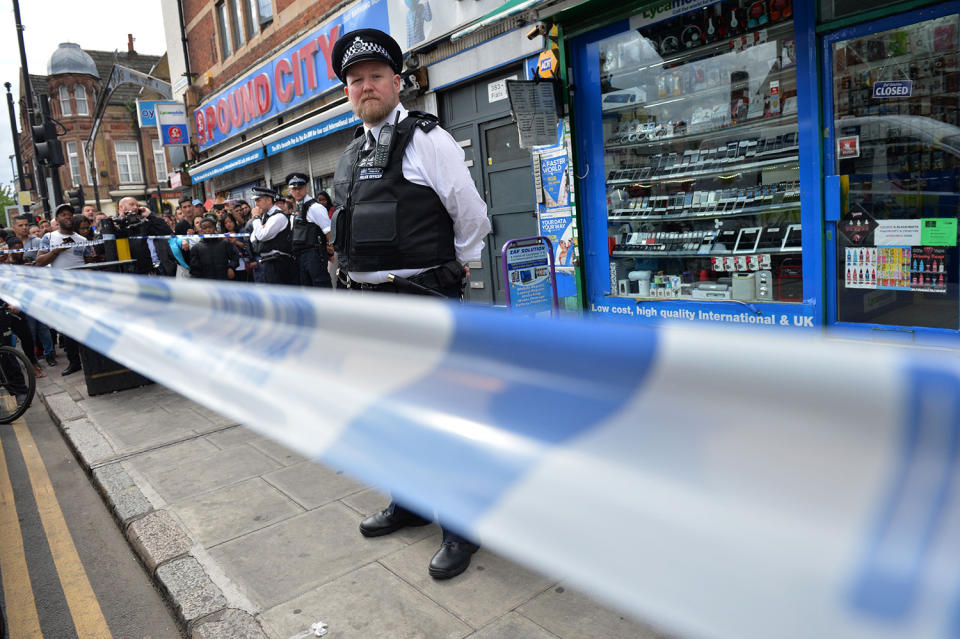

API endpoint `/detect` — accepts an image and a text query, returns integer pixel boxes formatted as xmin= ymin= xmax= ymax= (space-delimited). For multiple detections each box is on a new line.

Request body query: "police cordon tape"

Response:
xmin=0 ymin=264 xmax=958 ymax=639
xmin=0 ymin=234 xmax=251 ymax=255
xmin=0 ymin=239 xmax=105 ymax=255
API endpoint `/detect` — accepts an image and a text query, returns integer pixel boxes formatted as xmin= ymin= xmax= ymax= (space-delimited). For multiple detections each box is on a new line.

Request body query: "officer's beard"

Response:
xmin=357 ymin=92 xmax=398 ymax=125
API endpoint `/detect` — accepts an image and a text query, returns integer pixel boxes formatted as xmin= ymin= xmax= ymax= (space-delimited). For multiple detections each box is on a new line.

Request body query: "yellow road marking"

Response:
xmin=0 ymin=427 xmax=43 ymax=638
xmin=13 ymin=420 xmax=113 ymax=639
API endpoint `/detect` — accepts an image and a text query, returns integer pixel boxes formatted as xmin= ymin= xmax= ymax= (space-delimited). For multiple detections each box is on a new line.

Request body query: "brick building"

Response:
xmin=163 ymin=0 xmax=552 ymax=301
xmin=19 ymin=40 xmax=178 ymax=215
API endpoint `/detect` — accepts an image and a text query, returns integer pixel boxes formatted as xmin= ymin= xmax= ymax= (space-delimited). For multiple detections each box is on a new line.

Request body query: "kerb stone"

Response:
xmin=156 ymin=556 xmax=227 ymax=626
xmin=191 ymin=609 xmax=266 ymax=639
xmin=43 ymin=391 xmax=85 ymax=423
xmin=128 ymin=510 xmax=192 ymax=572
xmin=92 ymin=464 xmax=153 ymax=524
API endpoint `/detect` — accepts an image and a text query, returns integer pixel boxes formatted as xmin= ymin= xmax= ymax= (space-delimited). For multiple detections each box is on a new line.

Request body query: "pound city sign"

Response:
xmin=195 ymin=0 xmax=388 ymax=151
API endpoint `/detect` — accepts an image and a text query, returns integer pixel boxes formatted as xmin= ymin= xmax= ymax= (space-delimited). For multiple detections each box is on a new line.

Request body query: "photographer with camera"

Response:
xmin=117 ymin=196 xmax=176 ymax=276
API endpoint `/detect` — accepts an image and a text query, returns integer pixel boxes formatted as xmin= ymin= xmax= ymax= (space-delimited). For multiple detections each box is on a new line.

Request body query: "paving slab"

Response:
xmin=204 ymin=426 xmax=263 ymax=450
xmin=517 ymin=585 xmax=671 ymax=639
xmin=147 ymin=444 xmax=283 ymax=502
xmin=128 ymin=510 xmax=194 ymax=572
xmin=209 ymin=502 xmax=429 ymax=609
xmin=259 ymin=562 xmax=471 ymax=639
xmin=156 ymin=556 xmax=228 ymax=626
xmin=126 ymin=437 xmax=220 ymax=477
xmin=380 ymin=533 xmax=554 ymax=629
xmin=191 ymin=608 xmax=266 ymax=639
xmin=339 ymin=487 xmax=394 ymax=516
xmin=247 ymin=437 xmax=308 ymax=466
xmin=90 ymin=405 xmax=200 ymax=454
xmin=263 ymin=461 xmax=365 ymax=510
xmin=187 ymin=404 xmax=238 ymax=428
xmin=467 ymin=612 xmax=559 ymax=638
xmin=172 ymin=477 xmax=303 ymax=547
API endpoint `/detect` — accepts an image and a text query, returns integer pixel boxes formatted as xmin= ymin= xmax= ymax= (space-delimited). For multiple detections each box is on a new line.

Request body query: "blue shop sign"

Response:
xmin=873 ymin=80 xmax=913 ymax=98
xmin=191 ymin=148 xmax=265 ymax=184
xmin=266 ymin=110 xmax=361 ymax=156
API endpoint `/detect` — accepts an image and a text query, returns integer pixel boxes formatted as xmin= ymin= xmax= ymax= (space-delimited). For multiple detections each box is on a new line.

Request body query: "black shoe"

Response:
xmin=359 ymin=508 xmax=431 ymax=538
xmin=61 ymin=364 xmax=82 ymax=376
xmin=15 ymin=393 xmax=29 ymax=407
xmin=45 ymin=354 xmax=57 ymax=366
xmin=429 ymin=542 xmax=479 ymax=580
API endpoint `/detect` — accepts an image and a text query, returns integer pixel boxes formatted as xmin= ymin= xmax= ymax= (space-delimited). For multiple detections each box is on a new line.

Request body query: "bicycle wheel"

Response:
xmin=0 ymin=345 xmax=35 ymax=423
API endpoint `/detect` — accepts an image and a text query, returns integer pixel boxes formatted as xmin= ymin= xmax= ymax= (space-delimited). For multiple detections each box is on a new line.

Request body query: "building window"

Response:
xmin=65 ymin=141 xmax=80 ymax=186
xmin=152 ymin=139 xmax=168 ymax=182
xmin=74 ymin=85 xmax=88 ymax=116
xmin=83 ymin=141 xmax=97 ymax=185
xmin=217 ymin=1 xmax=233 ymax=59
xmin=114 ymin=140 xmax=142 ymax=184
xmin=231 ymin=0 xmax=246 ymax=48
xmin=59 ymin=85 xmax=71 ymax=116
xmin=251 ymin=0 xmax=272 ymax=28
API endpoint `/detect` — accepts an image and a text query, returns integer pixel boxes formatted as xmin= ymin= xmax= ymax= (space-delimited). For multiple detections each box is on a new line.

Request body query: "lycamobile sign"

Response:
xmin=629 ymin=0 xmax=716 ymax=29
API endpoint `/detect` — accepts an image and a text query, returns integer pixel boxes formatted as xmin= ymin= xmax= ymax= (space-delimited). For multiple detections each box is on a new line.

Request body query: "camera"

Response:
xmin=526 ymin=21 xmax=548 ymax=40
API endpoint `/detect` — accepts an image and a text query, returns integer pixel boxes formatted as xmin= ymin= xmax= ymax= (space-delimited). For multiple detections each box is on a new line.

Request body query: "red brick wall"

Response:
xmin=189 ymin=10 xmax=219 ymax=81
xmin=183 ymin=0 xmax=207 ymax=29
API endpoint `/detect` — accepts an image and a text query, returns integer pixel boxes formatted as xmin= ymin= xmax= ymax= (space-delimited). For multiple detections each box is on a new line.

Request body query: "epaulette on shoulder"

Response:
xmin=408 ymin=110 xmax=439 ymax=132
xmin=353 ymin=125 xmax=365 ymax=138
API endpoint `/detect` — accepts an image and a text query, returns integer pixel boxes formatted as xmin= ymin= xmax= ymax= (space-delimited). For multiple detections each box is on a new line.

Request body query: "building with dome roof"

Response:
xmin=18 ymin=38 xmax=179 ymax=215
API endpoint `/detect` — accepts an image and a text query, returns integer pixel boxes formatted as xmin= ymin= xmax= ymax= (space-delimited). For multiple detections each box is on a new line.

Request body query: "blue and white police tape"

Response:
xmin=0 ymin=239 xmax=104 ymax=255
xmin=127 ymin=233 xmax=251 ymax=239
xmin=0 ymin=264 xmax=958 ymax=639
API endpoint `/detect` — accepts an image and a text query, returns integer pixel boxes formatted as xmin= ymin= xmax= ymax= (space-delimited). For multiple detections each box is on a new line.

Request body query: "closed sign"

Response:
xmin=872 ymin=80 xmax=913 ymax=98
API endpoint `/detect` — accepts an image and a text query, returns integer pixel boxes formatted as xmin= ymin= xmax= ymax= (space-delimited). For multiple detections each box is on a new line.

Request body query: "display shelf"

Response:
xmin=604 ymin=115 xmax=798 ymax=150
xmin=837 ymin=50 xmax=958 ymax=76
xmin=604 ymin=20 xmax=794 ymax=78
xmin=608 ymin=201 xmax=801 ymax=222
xmin=602 ymin=69 xmax=797 ymax=116
xmin=612 ymin=247 xmax=795 ymax=257
xmin=606 ymin=153 xmax=799 ymax=186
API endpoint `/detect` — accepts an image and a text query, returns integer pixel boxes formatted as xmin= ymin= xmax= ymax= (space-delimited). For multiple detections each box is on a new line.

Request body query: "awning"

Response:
xmin=189 ymin=141 xmax=265 ymax=184
xmin=451 ymin=0 xmax=540 ymax=40
xmin=262 ymin=101 xmax=360 ymax=157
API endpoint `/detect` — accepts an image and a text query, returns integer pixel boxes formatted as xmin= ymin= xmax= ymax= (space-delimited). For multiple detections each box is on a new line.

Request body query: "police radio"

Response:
xmin=372 ymin=111 xmax=401 ymax=168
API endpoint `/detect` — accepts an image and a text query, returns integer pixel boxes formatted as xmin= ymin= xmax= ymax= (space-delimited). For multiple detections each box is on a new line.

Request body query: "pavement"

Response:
xmin=35 ymin=357 xmax=673 ymax=639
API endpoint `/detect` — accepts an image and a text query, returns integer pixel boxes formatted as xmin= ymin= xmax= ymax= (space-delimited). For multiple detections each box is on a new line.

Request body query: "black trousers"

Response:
xmin=261 ymin=256 xmax=298 ymax=285
xmin=61 ymin=335 xmax=81 ymax=368
xmin=296 ymin=249 xmax=332 ymax=288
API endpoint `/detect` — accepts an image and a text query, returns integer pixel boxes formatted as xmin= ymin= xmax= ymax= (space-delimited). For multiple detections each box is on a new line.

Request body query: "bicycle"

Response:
xmin=0 ymin=307 xmax=36 ymax=424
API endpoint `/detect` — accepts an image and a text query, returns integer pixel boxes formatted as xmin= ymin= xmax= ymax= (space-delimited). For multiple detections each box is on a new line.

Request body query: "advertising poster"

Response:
xmin=921 ymin=218 xmax=958 ymax=246
xmin=156 ymin=102 xmax=190 ymax=146
xmin=505 ymin=242 xmax=554 ymax=316
xmin=540 ymin=149 xmax=568 ymax=210
xmin=386 ymin=0 xmax=509 ymax=51
xmin=844 ymin=245 xmax=947 ymax=293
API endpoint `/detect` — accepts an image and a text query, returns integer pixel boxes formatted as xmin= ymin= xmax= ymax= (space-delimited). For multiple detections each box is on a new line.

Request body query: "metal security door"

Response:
xmin=823 ymin=3 xmax=960 ymax=339
xmin=480 ymin=116 xmax=537 ymax=304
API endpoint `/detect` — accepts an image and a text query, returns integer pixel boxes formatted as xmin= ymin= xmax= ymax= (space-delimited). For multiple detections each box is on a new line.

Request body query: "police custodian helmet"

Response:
xmin=331 ymin=29 xmax=403 ymax=82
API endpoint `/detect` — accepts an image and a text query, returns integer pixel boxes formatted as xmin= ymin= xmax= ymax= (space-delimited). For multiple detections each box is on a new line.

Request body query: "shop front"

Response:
xmin=561 ymin=0 xmax=959 ymax=339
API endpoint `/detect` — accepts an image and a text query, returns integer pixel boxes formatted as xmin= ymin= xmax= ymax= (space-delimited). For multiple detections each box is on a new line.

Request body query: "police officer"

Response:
xmin=286 ymin=172 xmax=333 ymax=287
xmin=331 ymin=28 xmax=492 ymax=580
xmin=250 ymin=186 xmax=297 ymax=285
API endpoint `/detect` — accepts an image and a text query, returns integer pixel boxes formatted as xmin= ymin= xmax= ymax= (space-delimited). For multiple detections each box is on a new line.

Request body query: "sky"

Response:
xmin=0 ymin=0 xmax=167 ymax=194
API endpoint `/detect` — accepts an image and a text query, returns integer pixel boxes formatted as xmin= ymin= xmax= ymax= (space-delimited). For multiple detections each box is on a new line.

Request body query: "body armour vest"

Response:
xmin=331 ymin=111 xmax=456 ymax=273
xmin=259 ymin=208 xmax=293 ymax=260
xmin=292 ymin=197 xmax=322 ymax=253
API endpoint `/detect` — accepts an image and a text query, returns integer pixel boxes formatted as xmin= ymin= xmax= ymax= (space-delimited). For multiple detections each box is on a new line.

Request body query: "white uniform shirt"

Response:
xmin=251 ymin=206 xmax=291 ymax=242
xmin=348 ymin=104 xmax=491 ymax=284
xmin=38 ymin=231 xmax=87 ymax=269
xmin=296 ymin=199 xmax=331 ymax=235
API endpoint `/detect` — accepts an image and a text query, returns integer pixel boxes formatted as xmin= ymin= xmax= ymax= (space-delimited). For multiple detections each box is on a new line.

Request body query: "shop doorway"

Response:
xmin=823 ymin=3 xmax=960 ymax=340
xmin=440 ymin=67 xmax=538 ymax=305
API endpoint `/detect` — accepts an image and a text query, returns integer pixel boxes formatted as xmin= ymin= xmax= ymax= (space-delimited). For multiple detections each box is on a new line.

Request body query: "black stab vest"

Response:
xmin=259 ymin=207 xmax=293 ymax=260
xmin=292 ymin=197 xmax=322 ymax=253
xmin=331 ymin=112 xmax=456 ymax=273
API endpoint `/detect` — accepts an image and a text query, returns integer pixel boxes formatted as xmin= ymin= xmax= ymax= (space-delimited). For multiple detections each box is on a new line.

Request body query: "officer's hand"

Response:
xmin=464 ymin=265 xmax=470 ymax=280
xmin=251 ymin=206 xmax=263 ymax=218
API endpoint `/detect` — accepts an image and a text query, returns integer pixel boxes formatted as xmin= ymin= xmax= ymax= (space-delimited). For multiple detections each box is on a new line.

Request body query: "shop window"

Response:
xmin=152 ymin=139 xmax=168 ymax=182
xmin=830 ymin=14 xmax=960 ymax=329
xmin=74 ymin=85 xmax=88 ymax=116
xmin=83 ymin=141 xmax=97 ymax=185
xmin=253 ymin=0 xmax=272 ymax=28
xmin=65 ymin=141 xmax=80 ymax=186
xmin=59 ymin=85 xmax=71 ymax=117
xmin=217 ymin=1 xmax=233 ymax=59
xmin=601 ymin=3 xmax=801 ymax=303
xmin=485 ymin=123 xmax=528 ymax=165
xmin=115 ymin=140 xmax=143 ymax=184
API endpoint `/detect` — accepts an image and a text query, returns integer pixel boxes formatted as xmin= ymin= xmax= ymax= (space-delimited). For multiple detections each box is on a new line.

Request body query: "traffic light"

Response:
xmin=31 ymin=117 xmax=64 ymax=167
xmin=66 ymin=185 xmax=84 ymax=210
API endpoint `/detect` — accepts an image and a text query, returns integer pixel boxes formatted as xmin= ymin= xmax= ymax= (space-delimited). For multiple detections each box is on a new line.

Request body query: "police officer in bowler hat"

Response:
xmin=286 ymin=172 xmax=333 ymax=287
xmin=330 ymin=28 xmax=492 ymax=580
xmin=250 ymin=186 xmax=297 ymax=285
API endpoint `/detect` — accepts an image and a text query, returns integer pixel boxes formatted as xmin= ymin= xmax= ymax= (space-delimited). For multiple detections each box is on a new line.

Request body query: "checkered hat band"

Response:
xmin=342 ymin=38 xmax=391 ymax=69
